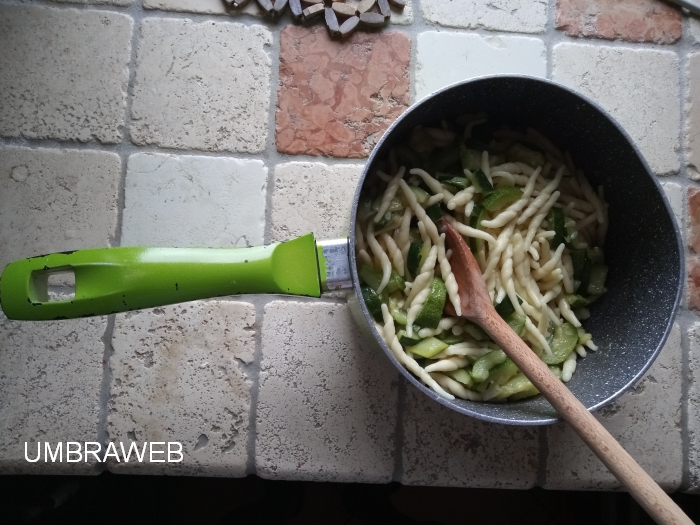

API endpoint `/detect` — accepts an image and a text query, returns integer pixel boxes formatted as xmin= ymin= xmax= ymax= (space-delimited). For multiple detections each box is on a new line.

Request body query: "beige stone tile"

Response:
xmin=257 ymin=300 xmax=397 ymax=482
xmin=0 ymin=312 xmax=106 ymax=474
xmin=0 ymin=5 xmax=132 ymax=143
xmin=660 ymin=181 xmax=683 ymax=231
xmin=553 ymin=43 xmax=680 ymax=175
xmin=0 ymin=147 xmax=120 ymax=270
xmin=416 ymin=32 xmax=546 ymax=101
xmin=108 ymin=301 xmax=255 ymax=475
xmin=122 ymin=153 xmax=267 ymax=248
xmin=130 ymin=18 xmax=272 ymax=153
xmin=401 ymin=385 xmax=539 ymax=488
xmin=544 ymin=324 xmax=682 ymax=490
xmin=688 ymin=53 xmax=700 ymax=181
xmin=144 ymin=0 xmax=261 ymax=16
xmin=270 ymin=162 xmax=362 ymax=242
xmin=421 ymin=0 xmax=547 ymax=34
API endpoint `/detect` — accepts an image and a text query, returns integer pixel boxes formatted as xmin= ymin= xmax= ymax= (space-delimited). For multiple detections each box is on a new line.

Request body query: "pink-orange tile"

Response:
xmin=689 ymin=187 xmax=700 ymax=253
xmin=556 ymin=0 xmax=681 ymax=45
xmin=689 ymin=256 xmax=700 ymax=312
xmin=276 ymin=25 xmax=411 ymax=158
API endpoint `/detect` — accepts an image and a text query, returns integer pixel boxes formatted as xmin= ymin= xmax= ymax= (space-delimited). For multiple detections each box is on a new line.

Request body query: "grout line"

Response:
xmin=94 ymin=0 xmax=143 ymax=470
xmin=243 ymin=296 xmax=267 ymax=476
xmin=96 ymin=314 xmax=117 ymax=470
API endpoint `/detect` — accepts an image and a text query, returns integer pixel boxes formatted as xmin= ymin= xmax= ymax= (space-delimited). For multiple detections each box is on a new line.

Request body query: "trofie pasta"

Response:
xmin=356 ymin=117 xmax=609 ymax=402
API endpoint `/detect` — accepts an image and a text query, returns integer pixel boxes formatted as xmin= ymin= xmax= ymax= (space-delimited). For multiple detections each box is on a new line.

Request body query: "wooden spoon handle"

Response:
xmin=479 ymin=312 xmax=692 ymax=525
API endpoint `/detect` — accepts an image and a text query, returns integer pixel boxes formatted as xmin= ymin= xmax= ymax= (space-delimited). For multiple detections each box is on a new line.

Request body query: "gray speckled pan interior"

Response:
xmin=348 ymin=76 xmax=684 ymax=425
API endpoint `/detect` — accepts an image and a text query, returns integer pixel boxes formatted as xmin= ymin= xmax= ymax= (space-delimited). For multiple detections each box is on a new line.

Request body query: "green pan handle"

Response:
xmin=0 ymin=234 xmax=322 ymax=321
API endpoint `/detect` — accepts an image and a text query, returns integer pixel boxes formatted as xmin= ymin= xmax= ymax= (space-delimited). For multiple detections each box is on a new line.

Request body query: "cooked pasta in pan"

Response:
xmin=356 ymin=116 xmax=608 ymax=402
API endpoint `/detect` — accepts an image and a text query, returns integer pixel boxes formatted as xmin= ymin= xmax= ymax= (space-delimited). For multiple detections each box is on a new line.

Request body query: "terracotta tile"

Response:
xmin=276 ymin=25 xmax=410 ymax=158
xmin=690 ymin=187 xmax=700 ymax=253
xmin=690 ymin=256 xmax=700 ymax=312
xmin=556 ymin=0 xmax=682 ymax=45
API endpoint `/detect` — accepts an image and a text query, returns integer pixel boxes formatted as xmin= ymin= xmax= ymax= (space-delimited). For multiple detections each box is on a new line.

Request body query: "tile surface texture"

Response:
xmin=553 ymin=43 xmax=679 ymax=176
xmin=0 ymin=5 xmax=132 ymax=144
xmin=276 ymin=25 xmax=410 ymax=158
xmin=661 ymin=181 xmax=683 ymax=231
xmin=545 ymin=324 xmax=682 ymax=490
xmin=270 ymin=162 xmax=363 ymax=242
xmin=401 ymin=385 xmax=539 ymax=488
xmin=691 ymin=18 xmax=700 ymax=43
xmin=421 ymin=0 xmax=547 ymax=34
xmin=689 ymin=53 xmax=700 ymax=181
xmin=556 ymin=0 xmax=682 ymax=44
xmin=688 ymin=322 xmax=700 ymax=492
xmin=130 ymin=18 xmax=272 ymax=153
xmin=256 ymin=301 xmax=397 ymax=482
xmin=108 ymin=302 xmax=254 ymax=476
xmin=0 ymin=147 xmax=120 ymax=270
xmin=0 ymin=313 xmax=106 ymax=474
xmin=55 ymin=0 xmax=133 ymax=4
xmin=122 ymin=153 xmax=267 ymax=248
xmin=143 ymin=0 xmax=262 ymax=15
xmin=415 ymin=32 xmax=546 ymax=101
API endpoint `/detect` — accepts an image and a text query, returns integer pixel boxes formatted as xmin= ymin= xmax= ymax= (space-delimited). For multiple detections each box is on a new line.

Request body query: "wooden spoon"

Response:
xmin=438 ymin=219 xmax=691 ymax=525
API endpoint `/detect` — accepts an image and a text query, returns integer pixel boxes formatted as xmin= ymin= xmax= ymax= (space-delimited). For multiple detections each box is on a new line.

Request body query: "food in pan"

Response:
xmin=355 ymin=115 xmax=608 ymax=402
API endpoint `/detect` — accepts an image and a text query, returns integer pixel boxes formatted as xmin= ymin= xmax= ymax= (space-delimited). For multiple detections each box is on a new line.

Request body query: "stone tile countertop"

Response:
xmin=1 ymin=0 xmax=700 ymax=492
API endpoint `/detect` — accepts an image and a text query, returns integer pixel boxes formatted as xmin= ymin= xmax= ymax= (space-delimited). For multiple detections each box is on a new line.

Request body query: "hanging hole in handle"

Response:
xmin=30 ymin=267 xmax=76 ymax=303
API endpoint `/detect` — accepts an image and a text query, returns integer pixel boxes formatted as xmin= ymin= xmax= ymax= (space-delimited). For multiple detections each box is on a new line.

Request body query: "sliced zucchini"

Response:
xmin=397 ymin=330 xmax=421 ymax=347
xmin=361 ymin=285 xmax=383 ymax=322
xmin=469 ymin=203 xmax=488 ymax=254
xmin=565 ymin=294 xmax=589 ymax=309
xmin=506 ymin=313 xmax=527 ymax=337
xmin=588 ymin=247 xmax=605 ymax=265
xmin=481 ymin=358 xmax=518 ymax=391
xmin=406 ymin=241 xmax=423 ymax=277
xmin=505 ymin=143 xmax=545 ymax=168
xmin=543 ymin=322 xmax=579 ymax=365
xmin=375 ymin=211 xmax=394 ymax=229
xmin=410 ymin=337 xmax=448 ymax=358
xmin=471 ymin=349 xmax=507 ymax=383
xmin=414 ymin=277 xmax=447 ymax=330
xmin=359 ymin=265 xmax=404 ymax=294
xmin=481 ymin=187 xmax=523 ymax=211
xmin=501 ymin=374 xmax=539 ymax=400
xmin=425 ymin=203 xmax=443 ymax=223
xmin=549 ymin=207 xmax=565 ymax=248
xmin=446 ymin=368 xmax=473 ymax=387
xmin=570 ymin=249 xmax=586 ymax=280
xmin=409 ymin=186 xmax=430 ymax=205
xmin=440 ymin=176 xmax=470 ymax=191
xmin=437 ymin=332 xmax=465 ymax=345
xmin=495 ymin=295 xmax=522 ymax=319
xmin=587 ymin=265 xmax=608 ymax=296
xmin=460 ymin=143 xmax=482 ymax=172
xmin=468 ymin=169 xmax=494 ymax=194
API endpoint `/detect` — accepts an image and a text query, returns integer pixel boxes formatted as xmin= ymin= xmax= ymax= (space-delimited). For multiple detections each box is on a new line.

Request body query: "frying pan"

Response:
xmin=0 ymin=76 xmax=683 ymax=426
